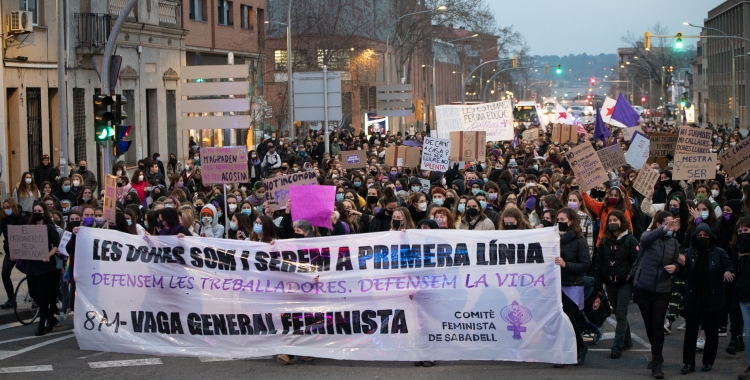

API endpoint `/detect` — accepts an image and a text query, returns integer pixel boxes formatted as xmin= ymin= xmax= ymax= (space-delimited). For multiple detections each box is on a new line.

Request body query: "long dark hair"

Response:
xmin=28 ymin=202 xmax=53 ymax=225
xmin=649 ymin=210 xmax=672 ymax=230
xmin=603 ymin=210 xmax=630 ymax=241
xmin=732 ymin=216 xmax=750 ymax=249
xmin=664 ymin=193 xmax=689 ymax=233
xmin=557 ymin=207 xmax=583 ymax=238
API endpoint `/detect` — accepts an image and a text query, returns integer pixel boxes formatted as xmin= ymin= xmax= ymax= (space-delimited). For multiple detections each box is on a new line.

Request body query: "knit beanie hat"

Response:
xmin=524 ymin=196 xmax=536 ymax=211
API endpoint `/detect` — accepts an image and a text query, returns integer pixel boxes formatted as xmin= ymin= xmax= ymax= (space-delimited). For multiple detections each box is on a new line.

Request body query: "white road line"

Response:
xmin=88 ymin=358 xmax=163 ymax=368
xmin=0 ymin=322 xmax=23 ymax=331
xmin=606 ymin=317 xmax=652 ymax=349
xmin=0 ymin=365 xmax=53 ymax=373
xmin=76 ymin=351 xmax=106 ymax=360
xmin=199 ymin=356 xmax=273 ymax=362
xmin=0 ymin=334 xmax=75 ymax=360
xmin=0 ymin=329 xmax=74 ymax=345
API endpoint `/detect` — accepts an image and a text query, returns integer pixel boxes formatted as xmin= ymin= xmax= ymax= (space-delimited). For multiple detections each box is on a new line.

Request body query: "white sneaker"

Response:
xmin=696 ymin=336 xmax=706 ymax=351
xmin=677 ymin=323 xmax=686 ymax=331
xmin=57 ymin=313 xmax=66 ymax=321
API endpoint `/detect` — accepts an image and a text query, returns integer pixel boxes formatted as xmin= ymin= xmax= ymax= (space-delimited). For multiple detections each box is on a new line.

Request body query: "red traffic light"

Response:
xmin=641 ymin=97 xmax=646 ymax=103
xmin=590 ymin=78 xmax=596 ymax=85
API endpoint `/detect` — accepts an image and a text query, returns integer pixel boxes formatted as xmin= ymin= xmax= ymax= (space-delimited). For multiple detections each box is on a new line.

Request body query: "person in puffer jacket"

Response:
xmin=678 ymin=222 xmax=733 ymax=374
xmin=631 ymin=210 xmax=681 ymax=379
xmin=594 ymin=210 xmax=639 ymax=360
xmin=197 ymin=203 xmax=225 ymax=238
xmin=732 ymin=216 xmax=750 ymax=379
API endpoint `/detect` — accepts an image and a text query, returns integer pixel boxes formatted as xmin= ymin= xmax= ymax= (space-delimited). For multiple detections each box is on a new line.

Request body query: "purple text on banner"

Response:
xmin=290 ymin=185 xmax=335 ymax=230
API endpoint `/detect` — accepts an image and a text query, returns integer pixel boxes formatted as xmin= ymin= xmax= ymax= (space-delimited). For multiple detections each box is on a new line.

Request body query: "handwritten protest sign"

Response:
xmin=621 ymin=126 xmax=642 ymax=142
xmin=675 ymin=126 xmax=711 ymax=154
xmin=290 ymin=185 xmax=335 ymax=230
xmin=632 ymin=163 xmax=659 ymax=197
xmin=421 ymin=137 xmax=451 ymax=171
xmin=58 ymin=231 xmax=72 ymax=257
xmin=719 ymin=136 xmax=750 ymax=177
xmin=8 ymin=225 xmax=49 ymax=260
xmin=673 ymin=154 xmax=716 ymax=180
xmin=262 ymin=171 xmax=318 ymax=211
xmin=522 ymin=128 xmax=539 ymax=141
xmin=103 ymin=175 xmax=117 ymax=224
xmin=625 ymin=132 xmax=650 ymax=168
xmin=435 ymin=100 xmax=514 ymax=141
xmin=340 ymin=151 xmax=367 ymax=170
xmin=566 ymin=142 xmax=607 ymax=192
xmin=551 ymin=124 xmax=577 ymax=144
xmin=649 ymin=133 xmax=678 ymax=157
xmin=597 ymin=144 xmax=627 ymax=171
xmin=200 ymin=146 xmax=248 ymax=184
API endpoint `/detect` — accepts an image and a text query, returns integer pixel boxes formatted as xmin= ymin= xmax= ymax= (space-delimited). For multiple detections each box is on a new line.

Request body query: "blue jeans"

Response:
xmin=606 ymin=283 xmax=633 ymax=350
xmin=739 ymin=302 xmax=750 ymax=366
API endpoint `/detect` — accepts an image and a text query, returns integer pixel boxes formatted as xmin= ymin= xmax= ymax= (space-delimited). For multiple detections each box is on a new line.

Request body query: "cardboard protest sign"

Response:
xmin=434 ymin=100 xmax=514 ymax=141
xmin=632 ymin=163 xmax=659 ymax=198
xmin=290 ymin=185 xmax=335 ymax=230
xmin=420 ymin=179 xmax=431 ymax=191
xmin=449 ymin=131 xmax=486 ymax=162
xmin=565 ymin=143 xmax=608 ymax=192
xmin=597 ymin=144 xmax=627 ymax=171
xmin=719 ymin=136 xmax=750 ymax=177
xmin=649 ymin=133 xmax=678 ymax=157
xmin=621 ymin=126 xmax=642 ymax=142
xmin=625 ymin=132 xmax=650 ymax=168
xmin=262 ymin=171 xmax=318 ymax=211
xmin=103 ymin=175 xmax=117 ymax=225
xmin=200 ymin=146 xmax=249 ymax=184
xmin=340 ymin=151 xmax=367 ymax=170
xmin=551 ymin=124 xmax=577 ymax=144
xmin=675 ymin=126 xmax=712 ymax=154
xmin=384 ymin=145 xmax=421 ymax=168
xmin=8 ymin=225 xmax=49 ymax=261
xmin=421 ymin=137 xmax=451 ymax=171
xmin=673 ymin=154 xmax=717 ymax=180
xmin=522 ymin=128 xmax=539 ymax=141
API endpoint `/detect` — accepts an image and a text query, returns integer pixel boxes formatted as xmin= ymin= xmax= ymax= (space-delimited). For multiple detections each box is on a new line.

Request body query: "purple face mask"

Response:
xmin=724 ymin=212 xmax=733 ymax=222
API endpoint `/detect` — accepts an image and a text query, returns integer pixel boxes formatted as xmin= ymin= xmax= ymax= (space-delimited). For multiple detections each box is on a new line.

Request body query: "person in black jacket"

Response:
xmin=32 ymin=154 xmax=59 ymax=191
xmin=679 ymin=222 xmax=734 ymax=374
xmin=554 ymin=207 xmax=590 ymax=367
xmin=595 ymin=210 xmax=639 ymax=359
xmin=157 ymin=208 xmax=193 ymax=236
xmin=732 ymin=216 xmax=750 ymax=379
xmin=632 ymin=210 xmax=680 ymax=379
xmin=652 ymin=170 xmax=681 ymax=204
xmin=0 ymin=198 xmax=28 ymax=309
xmin=25 ymin=202 xmax=62 ymax=336
xmin=369 ymin=190 xmax=398 ymax=232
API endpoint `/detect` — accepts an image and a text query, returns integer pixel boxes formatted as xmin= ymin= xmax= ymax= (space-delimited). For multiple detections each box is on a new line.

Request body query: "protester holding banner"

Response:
xmin=25 ymin=202 xmax=62 ymax=336
xmin=457 ymin=197 xmax=494 ymax=231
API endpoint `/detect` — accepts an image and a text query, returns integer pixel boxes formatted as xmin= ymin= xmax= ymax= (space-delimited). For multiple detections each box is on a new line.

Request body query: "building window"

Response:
xmin=697 ymin=45 xmax=702 ymax=56
xmin=317 ymin=49 xmax=350 ymax=70
xmin=218 ymin=0 xmax=233 ymax=26
xmin=241 ymin=5 xmax=253 ymax=29
xmin=189 ymin=0 xmax=205 ymax=22
xmin=73 ymin=88 xmax=87 ymax=163
xmin=698 ymin=64 xmax=703 ymax=75
xmin=19 ymin=0 xmax=38 ymax=25
xmin=274 ymin=50 xmax=304 ymax=70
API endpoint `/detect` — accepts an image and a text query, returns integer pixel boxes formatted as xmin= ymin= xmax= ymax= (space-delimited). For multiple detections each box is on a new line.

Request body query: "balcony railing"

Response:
xmin=108 ymin=0 xmax=136 ymax=20
xmin=158 ymin=0 xmax=181 ymax=27
xmin=75 ymin=13 xmax=111 ymax=54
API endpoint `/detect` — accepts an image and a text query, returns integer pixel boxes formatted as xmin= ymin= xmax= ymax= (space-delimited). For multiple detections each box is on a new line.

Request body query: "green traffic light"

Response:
xmin=680 ymin=101 xmax=686 ymax=107
xmin=675 ymin=41 xmax=683 ymax=49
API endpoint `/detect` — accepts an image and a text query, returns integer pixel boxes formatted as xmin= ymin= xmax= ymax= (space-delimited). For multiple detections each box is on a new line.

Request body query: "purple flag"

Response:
xmin=594 ymin=105 xmax=610 ymax=145
xmin=611 ymin=94 xmax=640 ymax=127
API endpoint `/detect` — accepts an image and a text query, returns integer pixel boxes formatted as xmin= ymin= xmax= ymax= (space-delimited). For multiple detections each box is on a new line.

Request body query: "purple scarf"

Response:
xmin=159 ymin=224 xmax=183 ymax=236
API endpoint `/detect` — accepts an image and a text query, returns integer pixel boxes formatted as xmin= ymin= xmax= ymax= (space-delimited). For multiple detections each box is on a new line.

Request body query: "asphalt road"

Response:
xmin=0 ymin=306 xmax=747 ymax=380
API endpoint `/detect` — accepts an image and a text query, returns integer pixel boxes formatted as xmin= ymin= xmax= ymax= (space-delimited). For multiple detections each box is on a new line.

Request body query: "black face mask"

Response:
xmin=367 ymin=196 xmax=378 ymax=204
xmin=66 ymin=220 xmax=81 ymax=231
xmin=466 ymin=208 xmax=479 ymax=217
xmin=392 ymin=220 xmax=402 ymax=230
xmin=570 ymin=186 xmax=580 ymax=191
xmin=558 ymin=222 xmax=569 ymax=232
xmin=444 ymin=198 xmax=455 ymax=209
xmin=79 ymin=166 xmax=86 ymax=173
xmin=504 ymin=224 xmax=518 ymax=230
xmin=33 ymin=212 xmax=44 ymax=221
xmin=541 ymin=220 xmax=554 ymax=227
xmin=117 ymin=183 xmax=124 ymax=188
xmin=669 ymin=207 xmax=680 ymax=216
xmin=370 ymin=170 xmax=378 ymax=176
xmin=661 ymin=180 xmax=671 ymax=187
xmin=740 ymin=233 xmax=750 ymax=242
xmin=608 ymin=223 xmax=620 ymax=232
xmin=695 ymin=237 xmax=711 ymax=249
xmin=293 ymin=233 xmax=306 ymax=239
xmin=385 ymin=209 xmax=393 ymax=216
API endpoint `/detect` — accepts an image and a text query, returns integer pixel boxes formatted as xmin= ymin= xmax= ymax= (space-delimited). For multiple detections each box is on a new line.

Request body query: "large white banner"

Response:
xmin=74 ymin=228 xmax=576 ymax=364
xmin=435 ymin=100 xmax=514 ymax=141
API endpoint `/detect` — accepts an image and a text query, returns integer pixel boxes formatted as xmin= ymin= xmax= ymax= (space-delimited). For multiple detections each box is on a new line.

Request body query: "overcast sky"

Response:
xmin=491 ymin=0 xmax=722 ymax=56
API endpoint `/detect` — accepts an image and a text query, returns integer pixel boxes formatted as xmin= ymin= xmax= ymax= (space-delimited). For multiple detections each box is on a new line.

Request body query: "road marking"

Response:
xmin=199 ymin=356 xmax=273 ymax=362
xmin=0 ymin=322 xmax=23 ymax=331
xmin=606 ymin=317 xmax=652 ymax=349
xmin=0 ymin=334 xmax=75 ymax=360
xmin=0 ymin=329 xmax=74 ymax=345
xmin=589 ymin=348 xmax=651 ymax=352
xmin=77 ymin=351 xmax=106 ymax=360
xmin=88 ymin=358 xmax=163 ymax=368
xmin=0 ymin=365 xmax=53 ymax=373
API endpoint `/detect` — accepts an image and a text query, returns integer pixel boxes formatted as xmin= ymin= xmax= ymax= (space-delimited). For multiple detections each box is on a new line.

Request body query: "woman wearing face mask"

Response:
xmin=642 ymin=193 xmax=690 ymax=245
xmin=196 ymin=204 xmax=225 ymax=238
xmin=75 ymin=187 xmax=99 ymax=208
xmin=497 ymin=207 xmax=531 ymax=230
xmin=25 ymin=202 xmax=62 ymax=336
xmin=130 ymin=169 xmax=148 ymax=202
xmin=0 ymin=198 xmax=28 ymax=310
xmin=632 ymin=211 xmax=681 ymax=379
xmin=166 ymin=154 xmax=183 ymax=178
xmin=70 ymin=173 xmax=84 ymax=196
xmin=13 ymin=172 xmax=41 ymax=215
xmin=733 ymin=217 xmax=750 ymax=379
xmin=250 ymin=215 xmax=277 ymax=243
xmin=58 ymin=209 xmax=82 ymax=320
xmin=408 ymin=193 xmax=429 ymax=223
xmin=652 ymin=170 xmax=684 ymax=204
xmin=368 ymin=189 xmax=399 ymax=232
xmin=536 ymin=209 xmax=557 ymax=228
xmin=717 ymin=199 xmax=744 ymax=340
xmin=389 ymin=207 xmax=415 ymax=231
xmin=52 ymin=178 xmax=77 ymax=217
xmin=124 ymin=208 xmax=147 ymax=236
xmin=582 ymin=186 xmax=634 ymax=248
xmin=678 ymin=222 xmax=733 ymax=374
xmin=553 ymin=208 xmax=591 ymax=367
xmin=594 ymin=210 xmax=639 ymax=360
xmin=566 ymin=191 xmax=594 ymax=260
xmin=457 ymin=197 xmax=495 ymax=231
xmin=247 ymin=182 xmax=267 ymax=207
xmin=157 ymin=208 xmax=193 ymax=237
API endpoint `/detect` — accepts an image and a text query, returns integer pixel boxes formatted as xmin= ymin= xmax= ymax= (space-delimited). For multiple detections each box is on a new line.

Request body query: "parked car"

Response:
xmin=584 ymin=106 xmax=594 ymax=116
xmin=567 ymin=106 xmax=586 ymax=117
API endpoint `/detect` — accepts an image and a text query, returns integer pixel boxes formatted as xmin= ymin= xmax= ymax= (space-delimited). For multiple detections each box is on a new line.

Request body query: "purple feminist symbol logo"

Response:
xmin=500 ymin=301 xmax=532 ymax=340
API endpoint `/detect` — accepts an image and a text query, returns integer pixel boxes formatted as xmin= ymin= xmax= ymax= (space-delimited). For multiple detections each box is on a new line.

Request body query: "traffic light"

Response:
xmin=544 ymin=64 xmax=549 ymax=74
xmin=93 ymin=94 xmax=114 ymax=143
xmin=556 ymin=64 xmax=562 ymax=74
xmin=415 ymin=99 xmax=423 ymax=119
xmin=113 ymin=94 xmax=128 ymax=125
xmin=113 ymin=124 xmax=132 ymax=156
xmin=512 ymin=55 xmax=518 ymax=69
xmin=675 ymin=32 xmax=683 ymax=49
xmin=641 ymin=97 xmax=646 ymax=104
xmin=590 ymin=78 xmax=596 ymax=86
xmin=644 ymin=31 xmax=651 ymax=51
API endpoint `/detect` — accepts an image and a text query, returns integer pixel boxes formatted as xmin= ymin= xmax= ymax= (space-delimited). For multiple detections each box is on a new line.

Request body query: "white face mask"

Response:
xmin=24 ymin=178 xmax=32 ymax=184
xmin=73 ymin=180 xmax=80 ymax=187
xmin=228 ymin=204 xmax=237 ymax=212
xmin=116 ymin=170 xmax=122 ymax=176
xmin=138 ymin=176 xmax=144 ymax=182
xmin=711 ymin=189 xmax=720 ymax=198
xmin=417 ymin=203 xmax=427 ymax=212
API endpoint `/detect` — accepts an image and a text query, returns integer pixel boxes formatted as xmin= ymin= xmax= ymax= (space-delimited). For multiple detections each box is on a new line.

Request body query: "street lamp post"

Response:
xmin=481 ymin=66 xmax=549 ymax=102
xmin=385 ymin=6 xmax=446 ymax=85
xmin=462 ymin=58 xmax=512 ymax=104
xmin=422 ymin=58 xmax=437 ymax=129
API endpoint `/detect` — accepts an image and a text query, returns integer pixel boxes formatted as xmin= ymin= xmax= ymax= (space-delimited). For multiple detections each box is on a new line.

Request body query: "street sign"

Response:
xmin=179 ymin=64 xmax=251 ymax=130
xmin=292 ymin=71 xmax=343 ymax=121
xmin=376 ymin=84 xmax=413 ymax=117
